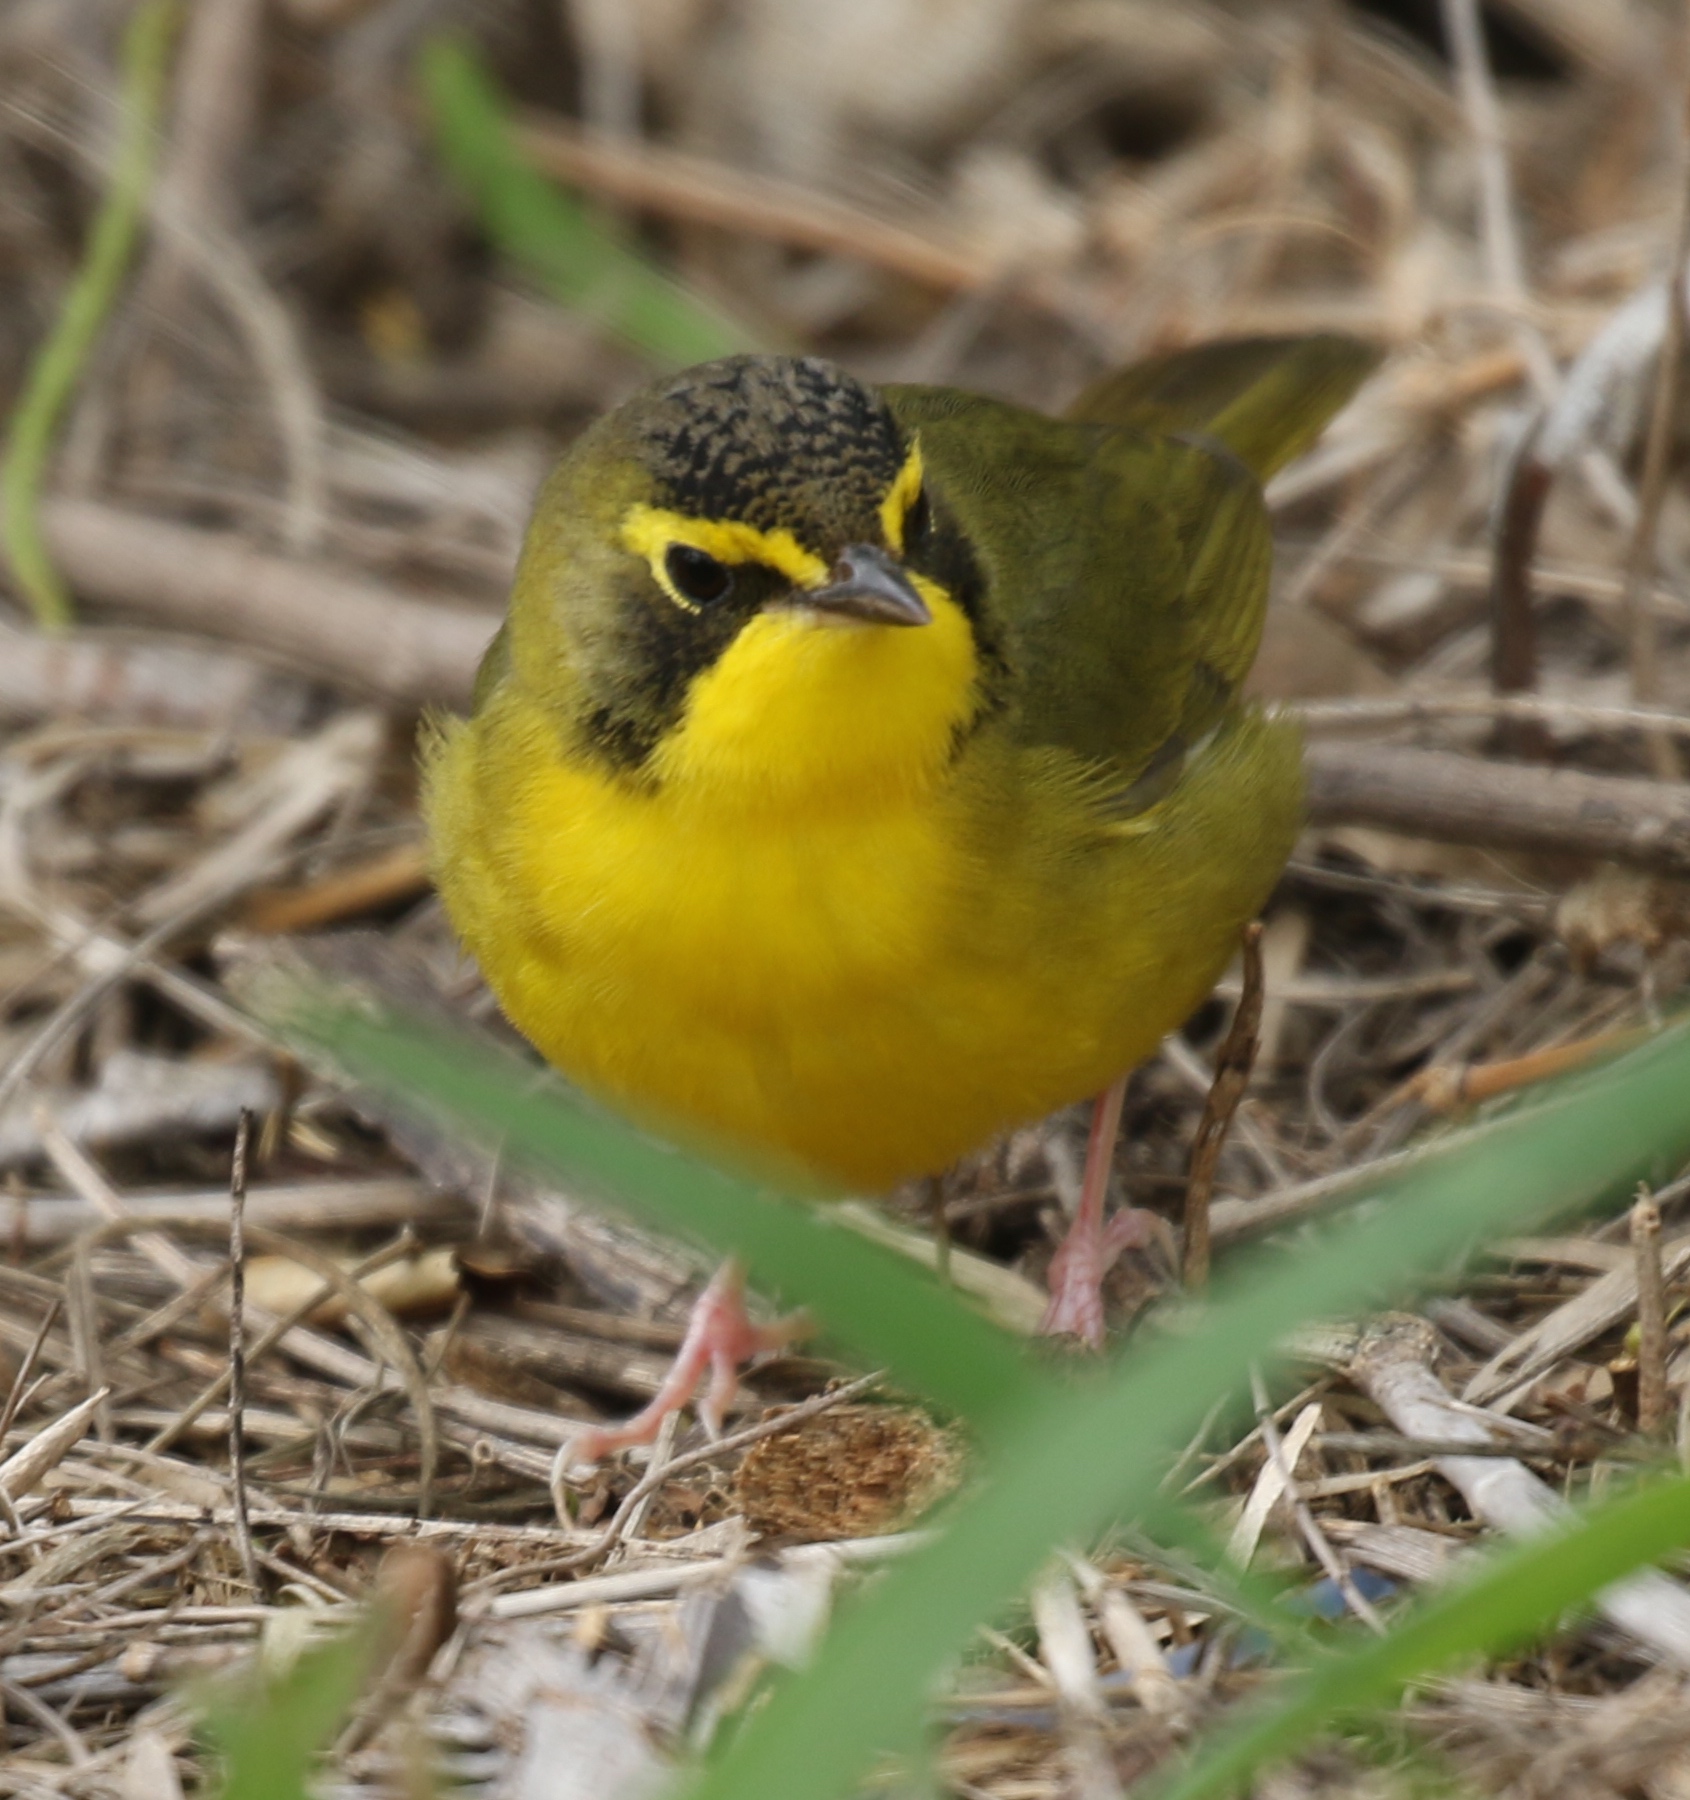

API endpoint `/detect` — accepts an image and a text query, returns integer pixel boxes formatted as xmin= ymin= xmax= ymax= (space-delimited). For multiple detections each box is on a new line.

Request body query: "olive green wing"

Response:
xmin=885 ymin=336 xmax=1374 ymax=792
xmin=884 ymin=384 xmax=1269 ymax=787
xmin=1064 ymin=333 xmax=1380 ymax=481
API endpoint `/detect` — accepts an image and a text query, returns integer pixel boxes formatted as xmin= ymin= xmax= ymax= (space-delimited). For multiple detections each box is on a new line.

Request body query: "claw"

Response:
xmin=557 ymin=1261 xmax=807 ymax=1471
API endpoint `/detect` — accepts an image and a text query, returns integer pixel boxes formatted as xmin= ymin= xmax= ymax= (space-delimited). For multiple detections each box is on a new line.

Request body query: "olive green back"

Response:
xmin=885 ymin=334 xmax=1376 ymax=792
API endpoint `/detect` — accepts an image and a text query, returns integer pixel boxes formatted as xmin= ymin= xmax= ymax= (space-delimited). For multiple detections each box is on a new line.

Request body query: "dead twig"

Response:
xmin=0 ymin=1674 xmax=91 ymax=1767
xmin=227 ymin=1109 xmax=259 ymax=1594
xmin=1439 ymin=0 xmax=1557 ymax=396
xmin=0 ymin=713 xmax=379 ymax=1126
xmin=241 ymin=842 xmax=431 ymax=935
xmin=564 ymin=0 xmax=641 ymax=141
xmin=1184 ymin=922 xmax=1264 ymax=1288
xmin=0 ymin=1389 xmax=111 ymax=1504
xmin=335 ymin=1543 xmax=459 ymax=1758
xmin=36 ymin=1105 xmax=201 ymax=1288
xmin=0 ymin=625 xmax=311 ymax=733
xmin=1030 ymin=1569 xmax=1119 ymax=1800
xmin=514 ymin=113 xmax=991 ymax=293
xmin=63 ymin=1240 xmax=109 ymax=1440
xmin=1487 ymin=425 xmax=1552 ymax=756
xmin=1403 ymin=1027 xmax=1640 ymax=1115
xmin=1466 ymin=1231 xmax=1690 ymax=1411
xmin=1250 ymin=1367 xmax=1386 ymax=1634
xmin=1304 ymin=741 xmax=1690 ymax=876
xmin=1618 ymin=89 xmax=1690 ymax=775
xmin=1632 ymin=1192 xmax=1669 ymax=1438
xmin=16 ymin=1176 xmax=455 ymax=1251
xmin=1355 ymin=1317 xmax=1690 ymax=1668
xmin=1298 ymin=692 xmax=1690 ymax=742
xmin=146 ymin=1231 xmax=424 ymax=1455
xmin=0 ymin=1296 xmax=60 ymax=1451
xmin=39 ymin=497 xmax=493 ymax=707
xmin=153 ymin=0 xmax=263 ymax=244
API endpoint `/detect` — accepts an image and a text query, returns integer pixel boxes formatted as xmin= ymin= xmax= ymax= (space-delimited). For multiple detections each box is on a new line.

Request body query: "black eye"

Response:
xmin=903 ymin=487 xmax=932 ymax=552
xmin=665 ymin=543 xmax=734 ymax=605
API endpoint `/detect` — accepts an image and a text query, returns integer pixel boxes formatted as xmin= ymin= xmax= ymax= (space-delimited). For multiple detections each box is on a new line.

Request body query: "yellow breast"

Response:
xmin=425 ymin=587 xmax=1300 ymax=1191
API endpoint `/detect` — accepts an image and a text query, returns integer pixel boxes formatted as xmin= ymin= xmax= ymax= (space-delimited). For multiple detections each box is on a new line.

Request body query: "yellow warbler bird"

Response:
xmin=424 ymin=335 xmax=1376 ymax=1446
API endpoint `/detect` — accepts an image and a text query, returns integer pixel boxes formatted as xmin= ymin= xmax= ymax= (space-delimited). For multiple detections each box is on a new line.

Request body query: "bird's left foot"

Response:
xmin=1039 ymin=1203 xmax=1164 ymax=1347
xmin=1037 ymin=1076 xmax=1173 ymax=1349
xmin=557 ymin=1260 xmax=808 ymax=1473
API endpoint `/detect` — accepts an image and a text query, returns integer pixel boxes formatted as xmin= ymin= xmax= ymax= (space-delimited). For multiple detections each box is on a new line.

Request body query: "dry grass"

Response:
xmin=6 ymin=1 xmax=1690 ymax=1794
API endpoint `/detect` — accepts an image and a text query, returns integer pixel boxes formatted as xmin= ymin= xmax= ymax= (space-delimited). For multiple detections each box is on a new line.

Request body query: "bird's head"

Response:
xmin=502 ymin=355 xmax=989 ymax=807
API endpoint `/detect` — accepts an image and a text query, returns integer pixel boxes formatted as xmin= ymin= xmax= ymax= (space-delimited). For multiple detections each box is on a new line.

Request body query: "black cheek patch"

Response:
xmin=579 ymin=564 xmax=788 ymax=773
xmin=915 ymin=498 xmax=1007 ymax=694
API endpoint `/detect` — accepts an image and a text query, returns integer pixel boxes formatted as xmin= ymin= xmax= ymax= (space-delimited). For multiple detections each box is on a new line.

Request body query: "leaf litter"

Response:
xmin=8 ymin=0 xmax=1690 ymax=1794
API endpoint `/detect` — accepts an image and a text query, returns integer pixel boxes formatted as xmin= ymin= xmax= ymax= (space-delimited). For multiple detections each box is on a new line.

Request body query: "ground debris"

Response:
xmin=7 ymin=0 xmax=1690 ymax=1794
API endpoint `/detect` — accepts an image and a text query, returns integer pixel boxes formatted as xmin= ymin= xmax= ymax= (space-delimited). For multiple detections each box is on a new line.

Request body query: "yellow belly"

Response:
xmin=424 ymin=694 xmax=1300 ymax=1192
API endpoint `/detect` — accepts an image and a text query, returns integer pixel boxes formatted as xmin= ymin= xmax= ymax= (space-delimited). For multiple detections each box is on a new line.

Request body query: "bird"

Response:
xmin=423 ymin=335 xmax=1377 ymax=1455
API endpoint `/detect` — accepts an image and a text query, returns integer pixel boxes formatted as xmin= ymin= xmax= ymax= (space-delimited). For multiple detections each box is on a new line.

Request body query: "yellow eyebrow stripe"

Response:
xmin=621 ymin=505 xmax=828 ymax=610
xmin=880 ymin=439 xmax=924 ymax=553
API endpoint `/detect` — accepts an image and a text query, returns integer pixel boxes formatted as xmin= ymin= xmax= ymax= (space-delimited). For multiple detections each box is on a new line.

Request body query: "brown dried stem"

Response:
xmin=1632 ymin=1192 xmax=1668 ymax=1437
xmin=0 ymin=1297 xmax=60 ymax=1451
xmin=1487 ymin=430 xmax=1552 ymax=757
xmin=1304 ymin=741 xmax=1690 ymax=875
xmin=1249 ymin=1366 xmax=1385 ymax=1633
xmin=39 ymin=498 xmax=493 ymax=708
xmin=1184 ymin=921 xmax=1264 ymax=1289
xmin=1619 ymin=92 xmax=1690 ymax=776
xmin=146 ymin=1232 xmax=423 ymax=1455
xmin=513 ymin=113 xmax=990 ymax=293
xmin=226 ymin=1109 xmax=259 ymax=1594
xmin=1405 ymin=1027 xmax=1640 ymax=1114
xmin=1439 ymin=0 xmax=1558 ymax=396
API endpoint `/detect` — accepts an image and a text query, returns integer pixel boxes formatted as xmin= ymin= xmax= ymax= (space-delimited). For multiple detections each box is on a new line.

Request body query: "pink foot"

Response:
xmin=1040 ymin=1204 xmax=1162 ymax=1347
xmin=560 ymin=1261 xmax=807 ymax=1470
xmin=1039 ymin=1078 xmax=1165 ymax=1348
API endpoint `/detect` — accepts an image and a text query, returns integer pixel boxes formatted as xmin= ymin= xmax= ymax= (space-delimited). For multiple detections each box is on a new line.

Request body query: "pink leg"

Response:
xmin=564 ymin=1261 xmax=806 ymax=1468
xmin=1039 ymin=1077 xmax=1162 ymax=1348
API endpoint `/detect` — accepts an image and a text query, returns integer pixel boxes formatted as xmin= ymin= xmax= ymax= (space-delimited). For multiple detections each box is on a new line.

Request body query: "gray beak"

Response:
xmin=801 ymin=544 xmax=930 ymax=627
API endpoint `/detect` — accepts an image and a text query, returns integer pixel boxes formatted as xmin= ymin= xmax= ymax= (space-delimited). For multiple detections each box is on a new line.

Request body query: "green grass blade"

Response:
xmin=198 ymin=1625 xmax=373 ymax=1800
xmin=418 ymin=38 xmax=753 ymax=367
xmin=0 ymin=0 xmax=177 ymax=630
xmin=1128 ymin=1495 xmax=1320 ymax=1656
xmin=671 ymin=1024 xmax=1690 ymax=1800
xmin=1157 ymin=1466 xmax=1690 ymax=1800
xmin=284 ymin=994 xmax=1040 ymax=1428
xmin=271 ymin=989 xmax=1690 ymax=1800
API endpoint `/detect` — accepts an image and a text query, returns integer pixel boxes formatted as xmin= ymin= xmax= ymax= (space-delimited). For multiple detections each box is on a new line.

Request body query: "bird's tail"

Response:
xmin=1064 ymin=334 xmax=1381 ymax=481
